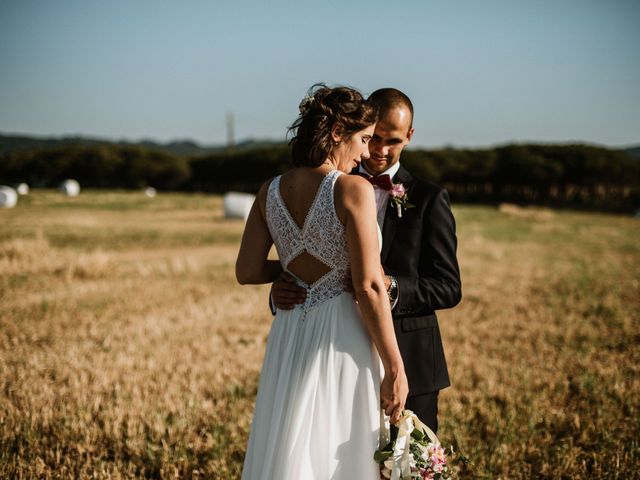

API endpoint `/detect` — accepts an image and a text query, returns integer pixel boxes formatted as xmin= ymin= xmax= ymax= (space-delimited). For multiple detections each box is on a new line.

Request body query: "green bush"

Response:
xmin=1 ymin=142 xmax=637 ymax=211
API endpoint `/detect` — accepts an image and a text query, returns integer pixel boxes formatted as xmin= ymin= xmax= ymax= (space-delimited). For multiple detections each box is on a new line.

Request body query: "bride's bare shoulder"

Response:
xmin=334 ymin=174 xmax=375 ymax=220
xmin=335 ymin=173 xmax=374 ymax=202
xmin=255 ymin=176 xmax=278 ymax=215
xmin=258 ymin=176 xmax=276 ymax=192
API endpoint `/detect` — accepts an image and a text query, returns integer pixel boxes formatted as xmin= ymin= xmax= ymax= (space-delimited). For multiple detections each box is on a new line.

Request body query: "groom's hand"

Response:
xmin=272 ymin=272 xmax=306 ymax=310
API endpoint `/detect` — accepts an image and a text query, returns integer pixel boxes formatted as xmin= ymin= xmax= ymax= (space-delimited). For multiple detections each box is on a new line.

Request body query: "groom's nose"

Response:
xmin=369 ymin=141 xmax=384 ymax=157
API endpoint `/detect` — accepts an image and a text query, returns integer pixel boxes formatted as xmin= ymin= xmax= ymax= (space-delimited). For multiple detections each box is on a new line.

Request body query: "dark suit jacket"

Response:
xmin=376 ymin=165 xmax=461 ymax=396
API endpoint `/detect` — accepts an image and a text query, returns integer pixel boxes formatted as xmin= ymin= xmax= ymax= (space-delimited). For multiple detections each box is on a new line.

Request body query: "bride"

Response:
xmin=236 ymin=84 xmax=408 ymax=479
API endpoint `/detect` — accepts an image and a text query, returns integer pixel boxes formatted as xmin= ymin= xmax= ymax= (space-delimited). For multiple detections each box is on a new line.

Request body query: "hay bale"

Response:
xmin=144 ymin=187 xmax=157 ymax=197
xmin=499 ymin=203 xmax=554 ymax=221
xmin=59 ymin=179 xmax=80 ymax=196
xmin=16 ymin=183 xmax=29 ymax=195
xmin=0 ymin=186 xmax=18 ymax=208
xmin=498 ymin=203 xmax=521 ymax=215
xmin=223 ymin=192 xmax=255 ymax=220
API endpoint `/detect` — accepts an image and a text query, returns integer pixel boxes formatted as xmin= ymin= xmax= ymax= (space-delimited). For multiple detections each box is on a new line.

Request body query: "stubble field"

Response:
xmin=0 ymin=190 xmax=638 ymax=479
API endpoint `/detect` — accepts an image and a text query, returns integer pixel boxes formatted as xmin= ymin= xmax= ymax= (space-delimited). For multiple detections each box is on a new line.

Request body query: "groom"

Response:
xmin=272 ymin=88 xmax=461 ymax=433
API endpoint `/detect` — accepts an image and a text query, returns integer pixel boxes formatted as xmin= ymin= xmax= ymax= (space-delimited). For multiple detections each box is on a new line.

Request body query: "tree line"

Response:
xmin=0 ymin=142 xmax=637 ymax=212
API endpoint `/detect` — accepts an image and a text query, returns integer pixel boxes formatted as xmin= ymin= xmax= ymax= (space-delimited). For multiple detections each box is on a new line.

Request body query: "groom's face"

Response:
xmin=362 ymin=106 xmax=414 ymax=176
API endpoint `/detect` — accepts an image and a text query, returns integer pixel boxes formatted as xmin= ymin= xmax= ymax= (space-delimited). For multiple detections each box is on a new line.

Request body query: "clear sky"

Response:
xmin=1 ymin=0 xmax=639 ymax=149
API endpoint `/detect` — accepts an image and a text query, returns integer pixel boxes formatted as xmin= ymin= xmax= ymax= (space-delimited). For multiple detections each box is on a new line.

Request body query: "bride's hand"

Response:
xmin=381 ymin=369 xmax=408 ymax=424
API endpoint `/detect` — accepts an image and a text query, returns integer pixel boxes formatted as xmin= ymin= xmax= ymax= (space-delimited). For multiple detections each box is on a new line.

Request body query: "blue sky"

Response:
xmin=1 ymin=0 xmax=639 ymax=148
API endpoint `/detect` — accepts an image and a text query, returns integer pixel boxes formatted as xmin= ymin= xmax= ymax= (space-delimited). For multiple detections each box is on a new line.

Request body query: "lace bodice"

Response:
xmin=266 ymin=170 xmax=350 ymax=313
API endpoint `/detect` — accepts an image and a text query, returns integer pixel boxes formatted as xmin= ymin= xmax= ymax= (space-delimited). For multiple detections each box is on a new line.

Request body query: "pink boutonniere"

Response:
xmin=389 ymin=182 xmax=414 ymax=218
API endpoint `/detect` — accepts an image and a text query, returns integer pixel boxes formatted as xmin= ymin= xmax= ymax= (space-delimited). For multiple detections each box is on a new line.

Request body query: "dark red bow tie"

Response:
xmin=360 ymin=173 xmax=393 ymax=191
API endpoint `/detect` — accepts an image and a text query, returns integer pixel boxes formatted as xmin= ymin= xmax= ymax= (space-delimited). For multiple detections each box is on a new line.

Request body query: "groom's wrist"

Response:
xmin=387 ymin=275 xmax=398 ymax=307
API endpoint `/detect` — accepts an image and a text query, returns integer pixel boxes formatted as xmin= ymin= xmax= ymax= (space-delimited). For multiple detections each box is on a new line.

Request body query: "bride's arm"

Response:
xmin=236 ymin=181 xmax=282 ymax=285
xmin=336 ymin=175 xmax=408 ymax=423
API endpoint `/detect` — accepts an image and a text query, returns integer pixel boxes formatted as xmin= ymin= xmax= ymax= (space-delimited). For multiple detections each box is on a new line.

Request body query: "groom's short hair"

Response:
xmin=368 ymin=88 xmax=414 ymax=127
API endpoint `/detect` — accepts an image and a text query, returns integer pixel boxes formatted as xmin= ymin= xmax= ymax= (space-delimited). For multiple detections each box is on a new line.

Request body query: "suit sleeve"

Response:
xmin=268 ymin=288 xmax=277 ymax=315
xmin=393 ymin=188 xmax=461 ymax=314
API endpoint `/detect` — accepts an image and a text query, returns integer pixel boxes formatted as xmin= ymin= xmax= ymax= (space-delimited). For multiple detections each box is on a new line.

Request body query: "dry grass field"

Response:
xmin=1 ymin=190 xmax=638 ymax=479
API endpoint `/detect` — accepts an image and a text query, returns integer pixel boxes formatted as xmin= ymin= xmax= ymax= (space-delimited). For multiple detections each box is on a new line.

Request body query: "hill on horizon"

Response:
xmin=0 ymin=133 xmax=285 ymax=157
xmin=1 ymin=132 xmax=639 ymax=158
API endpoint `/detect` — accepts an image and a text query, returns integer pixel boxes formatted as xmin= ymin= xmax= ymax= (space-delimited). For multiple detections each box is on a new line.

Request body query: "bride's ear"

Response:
xmin=330 ymin=123 xmax=343 ymax=144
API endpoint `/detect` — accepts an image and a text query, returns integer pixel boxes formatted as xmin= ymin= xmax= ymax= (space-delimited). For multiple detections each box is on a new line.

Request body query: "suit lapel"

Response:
xmin=380 ymin=166 xmax=413 ymax=263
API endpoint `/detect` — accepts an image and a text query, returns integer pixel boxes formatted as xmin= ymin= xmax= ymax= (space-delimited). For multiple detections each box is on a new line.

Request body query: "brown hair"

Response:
xmin=288 ymin=84 xmax=377 ymax=167
xmin=368 ymin=88 xmax=414 ymax=128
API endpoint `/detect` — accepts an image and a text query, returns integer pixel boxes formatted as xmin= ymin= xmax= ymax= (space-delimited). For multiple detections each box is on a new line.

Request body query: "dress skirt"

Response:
xmin=241 ymin=292 xmax=382 ymax=479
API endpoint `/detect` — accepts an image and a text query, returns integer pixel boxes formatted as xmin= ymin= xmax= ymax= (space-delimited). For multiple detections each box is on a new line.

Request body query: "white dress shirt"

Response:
xmin=358 ymin=161 xmax=401 ymax=229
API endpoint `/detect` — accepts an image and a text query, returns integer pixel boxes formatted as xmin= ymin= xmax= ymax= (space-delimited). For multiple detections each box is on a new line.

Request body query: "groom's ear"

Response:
xmin=406 ymin=127 xmax=415 ymax=144
xmin=330 ymin=123 xmax=343 ymax=143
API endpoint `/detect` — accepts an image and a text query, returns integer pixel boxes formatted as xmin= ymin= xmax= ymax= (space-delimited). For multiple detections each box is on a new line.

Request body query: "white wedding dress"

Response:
xmin=241 ymin=169 xmax=382 ymax=479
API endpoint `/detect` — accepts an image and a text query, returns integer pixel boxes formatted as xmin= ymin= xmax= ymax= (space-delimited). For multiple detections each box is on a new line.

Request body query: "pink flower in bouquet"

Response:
xmin=390 ymin=182 xmax=406 ymax=198
xmin=427 ymin=443 xmax=447 ymax=473
xmin=420 ymin=468 xmax=435 ymax=479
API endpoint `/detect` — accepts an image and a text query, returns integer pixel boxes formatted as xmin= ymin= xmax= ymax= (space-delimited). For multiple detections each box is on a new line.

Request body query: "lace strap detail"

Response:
xmin=266 ymin=175 xmax=302 ymax=267
xmin=305 ymin=169 xmax=341 ymax=226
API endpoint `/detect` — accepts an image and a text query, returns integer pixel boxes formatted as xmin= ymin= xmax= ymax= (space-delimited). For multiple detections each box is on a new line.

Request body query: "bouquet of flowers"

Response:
xmin=374 ymin=410 xmax=455 ymax=480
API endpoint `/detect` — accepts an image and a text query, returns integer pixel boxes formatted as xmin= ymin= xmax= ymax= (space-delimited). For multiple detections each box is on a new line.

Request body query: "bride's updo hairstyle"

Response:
xmin=288 ymin=84 xmax=377 ymax=168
